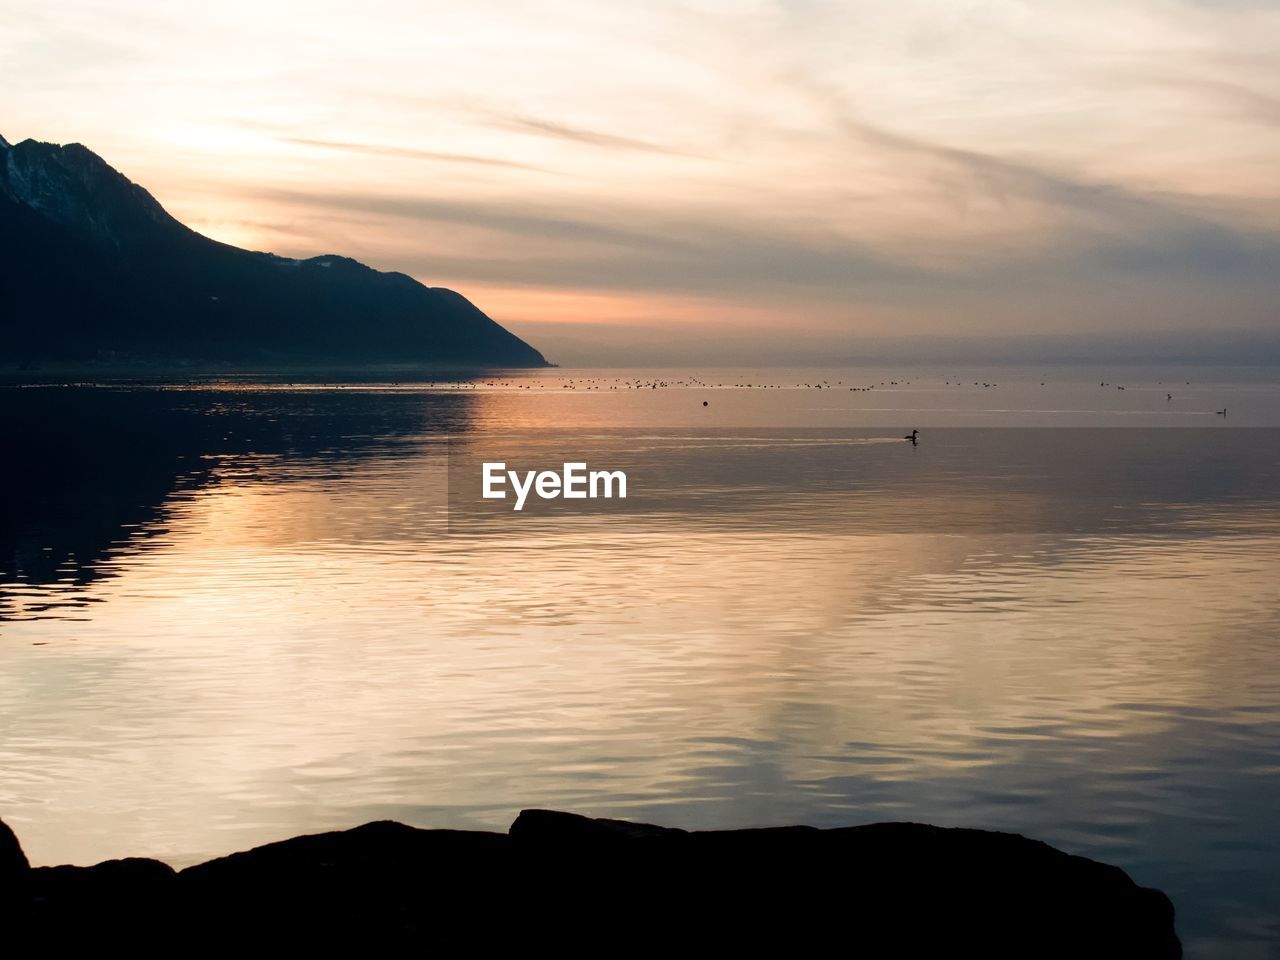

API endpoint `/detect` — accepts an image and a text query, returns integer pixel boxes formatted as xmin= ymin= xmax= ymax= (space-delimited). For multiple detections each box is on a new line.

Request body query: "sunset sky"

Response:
xmin=4 ymin=0 xmax=1279 ymax=364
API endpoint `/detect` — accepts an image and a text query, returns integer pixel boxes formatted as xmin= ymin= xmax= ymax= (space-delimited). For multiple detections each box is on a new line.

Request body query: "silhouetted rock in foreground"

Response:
xmin=0 ymin=819 xmax=28 ymax=900
xmin=3 ymin=811 xmax=1180 ymax=957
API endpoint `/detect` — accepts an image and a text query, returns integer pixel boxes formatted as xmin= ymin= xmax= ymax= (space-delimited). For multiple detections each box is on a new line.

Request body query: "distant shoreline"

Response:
xmin=0 ymin=360 xmax=557 ymax=386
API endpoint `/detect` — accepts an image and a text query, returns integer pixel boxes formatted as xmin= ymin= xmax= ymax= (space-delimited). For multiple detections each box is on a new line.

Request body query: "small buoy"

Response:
xmin=702 ymin=401 xmax=708 ymax=407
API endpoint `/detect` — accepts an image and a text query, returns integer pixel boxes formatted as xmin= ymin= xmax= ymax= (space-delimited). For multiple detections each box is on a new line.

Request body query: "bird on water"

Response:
xmin=904 ymin=429 xmax=919 ymax=444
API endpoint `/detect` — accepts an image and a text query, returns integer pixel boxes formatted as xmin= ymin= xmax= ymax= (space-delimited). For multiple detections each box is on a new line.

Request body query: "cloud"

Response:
xmin=279 ymin=136 xmax=558 ymax=174
xmin=9 ymin=0 xmax=1280 ymax=360
xmin=257 ymin=188 xmax=694 ymax=253
xmin=494 ymin=114 xmax=712 ymax=159
xmin=847 ymin=114 xmax=1280 ymax=272
xmin=1125 ymin=72 xmax=1280 ymax=127
xmin=253 ymin=185 xmax=947 ymax=299
xmin=253 ymin=119 xmax=1280 ymax=306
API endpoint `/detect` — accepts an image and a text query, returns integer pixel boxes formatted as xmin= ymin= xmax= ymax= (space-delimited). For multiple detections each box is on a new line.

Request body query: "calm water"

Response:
xmin=2 ymin=366 xmax=1279 ymax=957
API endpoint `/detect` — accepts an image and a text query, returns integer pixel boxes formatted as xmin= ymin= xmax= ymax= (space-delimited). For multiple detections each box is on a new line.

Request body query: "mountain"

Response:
xmin=0 ymin=134 xmax=549 ymax=369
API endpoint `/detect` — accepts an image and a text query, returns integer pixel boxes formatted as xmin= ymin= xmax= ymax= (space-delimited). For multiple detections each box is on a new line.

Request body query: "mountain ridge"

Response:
xmin=0 ymin=134 xmax=549 ymax=369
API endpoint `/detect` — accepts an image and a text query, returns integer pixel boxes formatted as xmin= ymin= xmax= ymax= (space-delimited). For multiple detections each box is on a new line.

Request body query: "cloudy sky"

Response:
xmin=4 ymin=0 xmax=1279 ymax=364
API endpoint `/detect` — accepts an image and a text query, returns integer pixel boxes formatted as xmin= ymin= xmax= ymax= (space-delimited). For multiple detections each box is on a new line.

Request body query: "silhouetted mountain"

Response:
xmin=0 ymin=134 xmax=548 ymax=368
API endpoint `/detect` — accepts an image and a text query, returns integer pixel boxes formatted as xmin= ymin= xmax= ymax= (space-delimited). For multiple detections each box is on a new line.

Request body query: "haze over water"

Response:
xmin=2 ymin=366 xmax=1279 ymax=957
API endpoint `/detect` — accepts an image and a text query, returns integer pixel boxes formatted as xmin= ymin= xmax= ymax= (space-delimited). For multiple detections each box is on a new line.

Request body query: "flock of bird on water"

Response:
xmin=132 ymin=372 xmax=1233 ymax=428
xmin=400 ymin=374 xmax=1231 ymax=444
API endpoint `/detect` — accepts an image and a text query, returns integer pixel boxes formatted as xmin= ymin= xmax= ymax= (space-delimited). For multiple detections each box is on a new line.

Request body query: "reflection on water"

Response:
xmin=448 ymin=428 xmax=1280 ymax=536
xmin=2 ymin=369 xmax=1279 ymax=957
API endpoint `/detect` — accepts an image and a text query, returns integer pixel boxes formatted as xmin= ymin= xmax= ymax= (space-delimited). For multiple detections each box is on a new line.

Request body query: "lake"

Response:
xmin=2 ymin=366 xmax=1278 ymax=957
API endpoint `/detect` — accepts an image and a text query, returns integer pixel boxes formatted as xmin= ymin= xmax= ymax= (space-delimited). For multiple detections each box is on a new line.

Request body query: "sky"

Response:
xmin=3 ymin=0 xmax=1279 ymax=365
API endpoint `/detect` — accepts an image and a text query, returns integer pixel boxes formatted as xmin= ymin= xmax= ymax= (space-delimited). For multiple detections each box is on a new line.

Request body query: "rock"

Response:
xmin=507 ymin=811 xmax=1181 ymax=959
xmin=178 ymin=819 xmax=509 ymax=895
xmin=0 ymin=811 xmax=1181 ymax=957
xmin=176 ymin=821 xmax=512 ymax=946
xmin=28 ymin=856 xmax=177 ymax=898
xmin=510 ymin=807 xmax=685 ymax=842
xmin=10 ymin=856 xmax=177 ymax=950
xmin=1 ymin=817 xmax=30 ymax=897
